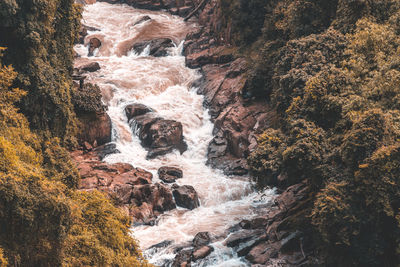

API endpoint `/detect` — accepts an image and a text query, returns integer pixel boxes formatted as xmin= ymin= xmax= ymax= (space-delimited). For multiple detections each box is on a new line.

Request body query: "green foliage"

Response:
xmin=248 ymin=129 xmax=286 ymax=187
xmin=0 ymin=53 xmax=148 ymax=266
xmin=64 ymin=191 xmax=149 ymax=267
xmin=0 ymin=247 xmax=7 ymax=267
xmin=245 ymin=1 xmax=400 ymax=265
xmin=219 ymin=0 xmax=268 ymax=45
xmin=0 ymin=0 xmax=82 ymax=146
xmin=72 ymin=83 xmax=106 ymax=114
xmin=43 ymin=138 xmax=80 ymax=189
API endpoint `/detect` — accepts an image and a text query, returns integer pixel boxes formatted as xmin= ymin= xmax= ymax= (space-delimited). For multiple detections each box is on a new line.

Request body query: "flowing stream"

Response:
xmin=75 ymin=2 xmax=275 ymax=266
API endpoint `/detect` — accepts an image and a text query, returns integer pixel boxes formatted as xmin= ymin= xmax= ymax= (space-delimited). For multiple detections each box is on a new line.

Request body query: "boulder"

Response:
xmin=172 ymin=248 xmax=193 ymax=267
xmin=192 ymin=232 xmax=211 ymax=249
xmin=192 ymin=246 xmax=214 ymax=262
xmin=77 ymin=112 xmax=112 ymax=147
xmin=147 ymin=120 xmax=186 ymax=150
xmin=172 ymin=185 xmax=200 ymax=210
xmin=158 ymin=166 xmax=183 ymax=183
xmin=132 ymin=183 xmax=176 ymax=214
xmin=88 ymin=37 xmax=102 ymax=56
xmin=132 ymin=38 xmax=174 ymax=57
xmin=130 ymin=114 xmax=188 ymax=158
xmin=76 ymin=61 xmax=101 ymax=73
xmin=125 ymin=103 xmax=153 ymax=121
xmin=93 ymin=143 xmax=120 ymax=160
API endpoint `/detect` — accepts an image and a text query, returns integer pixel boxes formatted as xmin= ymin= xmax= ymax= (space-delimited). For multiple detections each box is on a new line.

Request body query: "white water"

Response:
xmin=75 ymin=2 xmax=275 ymax=266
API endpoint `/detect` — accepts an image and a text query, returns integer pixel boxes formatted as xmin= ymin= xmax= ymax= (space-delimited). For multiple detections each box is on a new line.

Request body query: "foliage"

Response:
xmin=0 ymin=0 xmax=82 ymax=146
xmin=245 ymin=1 xmax=400 ymax=265
xmin=64 ymin=191 xmax=149 ymax=267
xmin=72 ymin=83 xmax=106 ymax=114
xmin=0 ymin=52 xmax=148 ymax=266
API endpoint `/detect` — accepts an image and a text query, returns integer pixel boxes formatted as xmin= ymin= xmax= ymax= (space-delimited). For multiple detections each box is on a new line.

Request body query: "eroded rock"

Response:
xmin=172 ymin=184 xmax=200 ymax=210
xmin=158 ymin=166 xmax=183 ymax=183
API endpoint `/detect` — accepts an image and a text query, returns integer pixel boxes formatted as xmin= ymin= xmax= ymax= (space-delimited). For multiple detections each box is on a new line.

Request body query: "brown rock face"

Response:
xmin=75 ymin=61 xmax=101 ymax=73
xmin=71 ymin=149 xmax=178 ymax=224
xmin=158 ymin=166 xmax=183 ymax=183
xmin=172 ymin=184 xmax=200 ymax=210
xmin=77 ymin=112 xmax=112 ymax=146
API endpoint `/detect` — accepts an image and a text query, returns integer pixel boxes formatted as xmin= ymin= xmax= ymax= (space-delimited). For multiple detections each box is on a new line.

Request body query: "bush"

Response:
xmin=72 ymin=83 xmax=106 ymax=114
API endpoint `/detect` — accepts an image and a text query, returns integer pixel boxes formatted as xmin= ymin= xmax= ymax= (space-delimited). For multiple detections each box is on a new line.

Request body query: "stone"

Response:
xmin=93 ymin=143 xmax=120 ymax=160
xmin=88 ymin=37 xmax=101 ymax=56
xmin=77 ymin=61 xmax=101 ymax=73
xmin=172 ymin=185 xmax=200 ymax=210
xmin=125 ymin=103 xmax=153 ymax=121
xmin=192 ymin=246 xmax=214 ymax=261
xmin=132 ymin=38 xmax=174 ymax=57
xmin=192 ymin=232 xmax=211 ymax=249
xmin=225 ymin=229 xmax=265 ymax=247
xmin=158 ymin=166 xmax=183 ymax=183
xmin=77 ymin=112 xmax=112 ymax=147
xmin=172 ymin=248 xmax=193 ymax=267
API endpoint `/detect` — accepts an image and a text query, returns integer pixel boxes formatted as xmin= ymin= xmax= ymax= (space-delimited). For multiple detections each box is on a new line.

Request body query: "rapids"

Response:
xmin=74 ymin=2 xmax=275 ymax=266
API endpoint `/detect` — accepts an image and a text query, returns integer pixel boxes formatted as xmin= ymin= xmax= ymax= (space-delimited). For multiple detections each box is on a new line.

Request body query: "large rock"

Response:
xmin=88 ymin=37 xmax=102 ymax=56
xmin=77 ymin=112 xmax=112 ymax=147
xmin=131 ymin=183 xmax=176 ymax=219
xmin=192 ymin=246 xmax=214 ymax=262
xmin=158 ymin=166 xmax=183 ymax=183
xmin=129 ymin=113 xmax=187 ymax=158
xmin=125 ymin=103 xmax=153 ymax=121
xmin=75 ymin=61 xmax=101 ymax=73
xmin=172 ymin=184 xmax=200 ymax=210
xmin=132 ymin=38 xmax=174 ymax=57
xmin=192 ymin=232 xmax=211 ymax=249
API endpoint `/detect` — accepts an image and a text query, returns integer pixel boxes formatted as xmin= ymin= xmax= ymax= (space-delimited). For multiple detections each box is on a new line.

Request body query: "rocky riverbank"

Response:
xmin=72 ymin=0 xmax=315 ymax=265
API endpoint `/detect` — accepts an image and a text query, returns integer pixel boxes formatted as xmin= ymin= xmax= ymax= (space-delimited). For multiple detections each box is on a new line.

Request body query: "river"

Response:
xmin=74 ymin=2 xmax=275 ymax=266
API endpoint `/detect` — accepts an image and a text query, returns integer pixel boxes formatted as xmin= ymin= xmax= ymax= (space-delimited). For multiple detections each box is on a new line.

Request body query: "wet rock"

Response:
xmin=76 ymin=61 xmax=101 ymax=73
xmin=192 ymin=246 xmax=214 ymax=262
xmin=172 ymin=185 xmax=200 ymax=210
xmin=93 ymin=143 xmax=120 ymax=160
xmin=146 ymin=119 xmax=187 ymax=157
xmin=76 ymin=24 xmax=100 ymax=44
xmin=133 ymin=15 xmax=152 ymax=25
xmin=125 ymin=103 xmax=153 ymax=121
xmin=132 ymin=183 xmax=176 ymax=214
xmin=148 ymin=240 xmax=173 ymax=250
xmin=158 ymin=166 xmax=183 ymax=183
xmin=192 ymin=232 xmax=211 ymax=249
xmin=88 ymin=37 xmax=101 ymax=56
xmin=185 ymin=46 xmax=234 ymax=69
xmin=132 ymin=38 xmax=174 ymax=57
xmin=236 ymin=234 xmax=267 ymax=257
xmin=245 ymin=243 xmax=280 ymax=264
xmin=129 ymin=113 xmax=161 ymax=138
xmin=280 ymin=231 xmax=302 ymax=253
xmin=172 ymin=248 xmax=193 ymax=267
xmin=225 ymin=229 xmax=265 ymax=248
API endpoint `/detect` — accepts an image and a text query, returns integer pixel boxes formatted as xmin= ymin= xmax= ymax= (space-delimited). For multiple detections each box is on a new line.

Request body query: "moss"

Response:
xmin=0 ymin=0 xmax=82 ymax=147
xmin=0 ymin=52 xmax=149 ymax=266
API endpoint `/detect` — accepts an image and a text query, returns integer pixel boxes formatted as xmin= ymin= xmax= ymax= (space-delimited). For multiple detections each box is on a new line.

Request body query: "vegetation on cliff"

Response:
xmin=0 ymin=0 xmax=148 ymax=265
xmin=218 ymin=0 xmax=400 ymax=265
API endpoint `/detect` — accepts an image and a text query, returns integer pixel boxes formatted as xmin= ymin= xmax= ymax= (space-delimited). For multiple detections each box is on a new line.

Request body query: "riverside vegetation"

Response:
xmin=217 ymin=0 xmax=400 ymax=266
xmin=0 ymin=0 xmax=149 ymax=266
xmin=0 ymin=0 xmax=400 ymax=266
